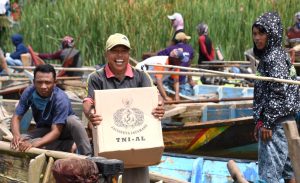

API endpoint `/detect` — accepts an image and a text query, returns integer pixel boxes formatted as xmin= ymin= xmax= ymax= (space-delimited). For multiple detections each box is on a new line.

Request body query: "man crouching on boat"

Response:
xmin=10 ymin=64 xmax=92 ymax=156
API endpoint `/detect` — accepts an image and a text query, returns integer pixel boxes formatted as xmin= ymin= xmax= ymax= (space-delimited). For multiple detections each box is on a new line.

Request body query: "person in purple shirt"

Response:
xmin=10 ymin=64 xmax=92 ymax=155
xmin=157 ymin=32 xmax=195 ymax=100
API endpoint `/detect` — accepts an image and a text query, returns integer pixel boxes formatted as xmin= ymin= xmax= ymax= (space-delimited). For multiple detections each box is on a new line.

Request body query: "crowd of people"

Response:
xmin=2 ymin=10 xmax=300 ymax=183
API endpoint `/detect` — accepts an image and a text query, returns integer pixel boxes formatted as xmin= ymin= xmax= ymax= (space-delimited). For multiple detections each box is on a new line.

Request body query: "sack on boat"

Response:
xmin=52 ymin=158 xmax=99 ymax=183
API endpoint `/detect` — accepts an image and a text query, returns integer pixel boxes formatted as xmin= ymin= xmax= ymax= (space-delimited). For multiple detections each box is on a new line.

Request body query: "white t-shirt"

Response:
xmin=135 ymin=56 xmax=169 ymax=81
xmin=0 ymin=0 xmax=9 ymax=15
xmin=135 ymin=56 xmax=168 ymax=71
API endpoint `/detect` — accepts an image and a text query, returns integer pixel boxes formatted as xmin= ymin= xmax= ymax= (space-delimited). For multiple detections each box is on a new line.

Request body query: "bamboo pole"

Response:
xmin=9 ymin=66 xmax=96 ymax=72
xmin=146 ymin=70 xmax=219 ymax=77
xmin=194 ymin=64 xmax=250 ymax=68
xmin=7 ymin=66 xmax=219 ymax=77
xmin=149 ymin=171 xmax=189 ymax=183
xmin=0 ymin=76 xmax=83 ymax=81
xmin=0 ymin=141 xmax=86 ymax=159
xmin=164 ymin=97 xmax=253 ymax=105
xmin=147 ymin=64 xmax=300 ymax=85
xmin=129 ymin=57 xmax=139 ymax=65
xmin=201 ymin=61 xmax=251 ymax=64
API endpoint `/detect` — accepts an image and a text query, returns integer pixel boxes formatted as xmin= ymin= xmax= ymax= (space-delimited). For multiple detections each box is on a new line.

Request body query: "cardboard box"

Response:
xmin=93 ymin=87 xmax=164 ymax=168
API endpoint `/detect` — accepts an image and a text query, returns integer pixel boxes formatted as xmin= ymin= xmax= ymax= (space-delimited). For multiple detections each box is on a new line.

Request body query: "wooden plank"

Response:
xmin=0 ymin=124 xmax=13 ymax=141
xmin=0 ymin=176 xmax=27 ymax=183
xmin=0 ymin=141 xmax=86 ymax=160
xmin=28 ymin=153 xmax=47 ymax=183
xmin=282 ymin=121 xmax=300 ymax=183
xmin=0 ymin=150 xmax=31 ymax=181
xmin=0 ymin=83 xmax=30 ymax=95
xmin=177 ymin=107 xmax=203 ymax=118
xmin=149 ymin=171 xmax=189 ymax=183
xmin=42 ymin=157 xmax=55 ymax=183
xmin=164 ymin=116 xmax=253 ymax=131
xmin=163 ymin=106 xmax=187 ymax=118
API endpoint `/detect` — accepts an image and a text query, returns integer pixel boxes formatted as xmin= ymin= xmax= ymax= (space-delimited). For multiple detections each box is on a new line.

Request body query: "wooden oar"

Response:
xmin=164 ymin=97 xmax=253 ymax=105
xmin=147 ymin=64 xmax=300 ymax=85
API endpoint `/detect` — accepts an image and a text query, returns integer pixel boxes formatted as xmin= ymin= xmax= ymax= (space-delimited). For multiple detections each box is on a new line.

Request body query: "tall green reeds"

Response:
xmin=1 ymin=0 xmax=299 ymax=66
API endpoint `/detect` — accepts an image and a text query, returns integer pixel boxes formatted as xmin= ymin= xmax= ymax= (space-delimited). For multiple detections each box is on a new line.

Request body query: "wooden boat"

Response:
xmin=0 ymin=140 xmax=87 ymax=183
xmin=0 ymin=136 xmax=258 ymax=183
xmin=163 ymin=101 xmax=257 ymax=159
xmin=0 ymin=140 xmax=186 ymax=183
xmin=165 ymin=84 xmax=254 ymax=101
xmin=149 ymin=152 xmax=259 ymax=183
xmin=1 ymin=98 xmax=257 ymax=160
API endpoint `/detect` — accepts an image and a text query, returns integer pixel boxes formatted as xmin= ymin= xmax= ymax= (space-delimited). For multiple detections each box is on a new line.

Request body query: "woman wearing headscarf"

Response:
xmin=196 ymin=23 xmax=215 ymax=64
xmin=252 ymin=12 xmax=300 ymax=183
xmin=167 ymin=12 xmax=184 ymax=45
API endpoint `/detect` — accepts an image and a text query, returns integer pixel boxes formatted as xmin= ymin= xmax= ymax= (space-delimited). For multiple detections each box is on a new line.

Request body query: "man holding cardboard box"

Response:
xmin=83 ymin=33 xmax=165 ymax=183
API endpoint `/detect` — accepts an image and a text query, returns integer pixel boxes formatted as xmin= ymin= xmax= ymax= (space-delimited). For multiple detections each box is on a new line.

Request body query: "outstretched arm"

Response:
xmin=156 ymin=77 xmax=172 ymax=101
xmin=173 ymin=79 xmax=180 ymax=101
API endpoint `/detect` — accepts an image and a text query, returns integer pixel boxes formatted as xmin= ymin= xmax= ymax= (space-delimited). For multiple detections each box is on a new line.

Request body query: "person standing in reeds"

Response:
xmin=167 ymin=12 xmax=184 ymax=45
xmin=196 ymin=23 xmax=215 ymax=64
xmin=252 ymin=12 xmax=300 ymax=183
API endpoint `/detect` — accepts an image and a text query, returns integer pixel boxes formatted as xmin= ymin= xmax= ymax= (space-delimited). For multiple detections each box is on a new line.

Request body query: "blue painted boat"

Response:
xmin=150 ymin=152 xmax=259 ymax=183
xmin=193 ymin=84 xmax=253 ymax=100
xmin=165 ymin=84 xmax=254 ymax=101
xmin=162 ymin=84 xmax=257 ymax=159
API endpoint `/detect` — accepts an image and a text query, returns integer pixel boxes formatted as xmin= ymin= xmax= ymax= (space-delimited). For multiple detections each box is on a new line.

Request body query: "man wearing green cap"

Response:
xmin=83 ymin=33 xmax=165 ymax=183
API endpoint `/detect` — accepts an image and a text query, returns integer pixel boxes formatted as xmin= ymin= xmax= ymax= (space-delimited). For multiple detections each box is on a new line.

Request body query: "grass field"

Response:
xmin=1 ymin=0 xmax=299 ymax=66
